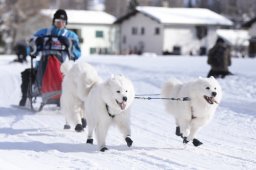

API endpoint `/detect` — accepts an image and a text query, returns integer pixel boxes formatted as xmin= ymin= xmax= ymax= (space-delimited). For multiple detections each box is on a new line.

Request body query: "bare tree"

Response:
xmin=0 ymin=0 xmax=51 ymax=53
xmin=104 ymin=0 xmax=183 ymax=17
xmin=194 ymin=0 xmax=256 ymax=27
xmin=49 ymin=0 xmax=87 ymax=10
xmin=105 ymin=0 xmax=130 ymax=17
xmin=168 ymin=0 xmax=184 ymax=7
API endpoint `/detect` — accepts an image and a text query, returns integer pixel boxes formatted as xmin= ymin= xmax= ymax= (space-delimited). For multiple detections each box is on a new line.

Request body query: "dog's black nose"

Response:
xmin=212 ymin=92 xmax=217 ymax=97
xmin=123 ymin=96 xmax=127 ymax=101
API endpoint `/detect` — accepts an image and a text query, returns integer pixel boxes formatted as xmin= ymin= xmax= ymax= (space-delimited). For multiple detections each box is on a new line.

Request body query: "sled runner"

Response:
xmin=27 ymin=35 xmax=73 ymax=112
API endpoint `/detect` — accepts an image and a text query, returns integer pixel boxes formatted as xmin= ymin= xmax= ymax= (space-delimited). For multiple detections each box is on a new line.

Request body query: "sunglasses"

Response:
xmin=54 ymin=19 xmax=66 ymax=23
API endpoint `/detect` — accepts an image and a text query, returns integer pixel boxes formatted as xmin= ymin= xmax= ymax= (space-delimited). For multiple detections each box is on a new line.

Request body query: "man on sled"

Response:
xmin=19 ymin=9 xmax=81 ymax=111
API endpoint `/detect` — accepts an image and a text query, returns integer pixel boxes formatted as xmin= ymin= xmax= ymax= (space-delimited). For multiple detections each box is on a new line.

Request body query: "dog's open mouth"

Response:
xmin=116 ymin=100 xmax=127 ymax=110
xmin=204 ymin=95 xmax=218 ymax=104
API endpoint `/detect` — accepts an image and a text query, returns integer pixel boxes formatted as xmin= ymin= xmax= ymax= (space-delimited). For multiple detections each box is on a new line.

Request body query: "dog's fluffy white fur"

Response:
xmin=60 ymin=59 xmax=101 ymax=131
xmin=161 ymin=76 xmax=222 ymax=146
xmin=85 ymin=74 xmax=135 ymax=151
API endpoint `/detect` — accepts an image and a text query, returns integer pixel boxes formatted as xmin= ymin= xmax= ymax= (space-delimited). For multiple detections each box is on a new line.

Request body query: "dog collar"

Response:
xmin=105 ymin=104 xmax=115 ymax=118
xmin=190 ymin=106 xmax=197 ymax=119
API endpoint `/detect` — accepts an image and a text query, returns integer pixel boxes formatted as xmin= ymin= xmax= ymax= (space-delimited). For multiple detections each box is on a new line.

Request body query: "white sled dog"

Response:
xmin=60 ymin=59 xmax=101 ymax=132
xmin=85 ymin=74 xmax=135 ymax=152
xmin=161 ymin=76 xmax=222 ymax=146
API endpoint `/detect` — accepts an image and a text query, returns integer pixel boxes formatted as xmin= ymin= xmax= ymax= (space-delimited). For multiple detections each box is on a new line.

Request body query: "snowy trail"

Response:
xmin=0 ymin=55 xmax=255 ymax=170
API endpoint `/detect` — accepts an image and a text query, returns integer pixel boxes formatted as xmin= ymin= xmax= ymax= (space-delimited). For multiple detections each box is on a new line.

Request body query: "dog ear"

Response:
xmin=105 ymin=77 xmax=112 ymax=87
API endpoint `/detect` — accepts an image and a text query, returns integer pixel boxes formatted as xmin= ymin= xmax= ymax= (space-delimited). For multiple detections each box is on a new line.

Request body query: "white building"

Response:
xmin=217 ymin=29 xmax=249 ymax=57
xmin=42 ymin=9 xmax=116 ymax=56
xmin=114 ymin=6 xmax=233 ymax=55
xmin=242 ymin=17 xmax=256 ymax=57
xmin=242 ymin=15 xmax=256 ymax=36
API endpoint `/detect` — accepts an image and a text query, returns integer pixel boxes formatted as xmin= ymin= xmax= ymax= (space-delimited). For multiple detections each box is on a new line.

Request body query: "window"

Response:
xmin=90 ymin=48 xmax=96 ymax=54
xmin=132 ymin=27 xmax=137 ymax=35
xmin=122 ymin=36 xmax=126 ymax=44
xmin=141 ymin=27 xmax=145 ymax=35
xmin=173 ymin=46 xmax=181 ymax=55
xmin=96 ymin=31 xmax=104 ymax=38
xmin=99 ymin=48 xmax=108 ymax=54
xmin=155 ymin=27 xmax=160 ymax=35
xmin=196 ymin=26 xmax=208 ymax=40
xmin=69 ymin=28 xmax=83 ymax=43
xmin=199 ymin=46 xmax=207 ymax=56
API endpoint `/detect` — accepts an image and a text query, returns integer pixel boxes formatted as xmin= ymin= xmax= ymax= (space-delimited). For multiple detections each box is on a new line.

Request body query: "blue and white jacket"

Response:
xmin=32 ymin=25 xmax=81 ymax=60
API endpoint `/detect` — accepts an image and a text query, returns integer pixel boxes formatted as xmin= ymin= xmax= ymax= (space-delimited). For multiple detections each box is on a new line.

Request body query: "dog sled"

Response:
xmin=26 ymin=35 xmax=73 ymax=112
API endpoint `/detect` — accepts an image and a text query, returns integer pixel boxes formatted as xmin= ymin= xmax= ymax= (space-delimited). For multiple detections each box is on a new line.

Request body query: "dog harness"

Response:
xmin=190 ymin=106 xmax=197 ymax=119
xmin=105 ymin=104 xmax=115 ymax=118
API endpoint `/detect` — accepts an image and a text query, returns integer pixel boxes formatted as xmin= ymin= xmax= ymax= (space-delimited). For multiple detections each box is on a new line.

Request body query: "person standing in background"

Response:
xmin=207 ymin=37 xmax=233 ymax=78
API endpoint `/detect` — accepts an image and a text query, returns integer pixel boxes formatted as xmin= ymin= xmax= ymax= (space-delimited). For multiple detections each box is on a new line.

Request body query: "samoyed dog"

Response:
xmin=60 ymin=59 xmax=101 ymax=132
xmin=161 ymin=76 xmax=222 ymax=146
xmin=85 ymin=74 xmax=135 ymax=152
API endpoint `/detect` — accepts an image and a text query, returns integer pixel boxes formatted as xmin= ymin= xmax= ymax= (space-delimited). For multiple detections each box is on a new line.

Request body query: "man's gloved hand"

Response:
xmin=58 ymin=36 xmax=70 ymax=48
xmin=29 ymin=37 xmax=39 ymax=57
xmin=30 ymin=54 xmax=37 ymax=59
xmin=35 ymin=37 xmax=44 ymax=47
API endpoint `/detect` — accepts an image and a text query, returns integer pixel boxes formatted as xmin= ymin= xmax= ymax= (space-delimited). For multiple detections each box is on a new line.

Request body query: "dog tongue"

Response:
xmin=213 ymin=98 xmax=218 ymax=104
xmin=209 ymin=97 xmax=219 ymax=104
xmin=120 ymin=102 xmax=126 ymax=110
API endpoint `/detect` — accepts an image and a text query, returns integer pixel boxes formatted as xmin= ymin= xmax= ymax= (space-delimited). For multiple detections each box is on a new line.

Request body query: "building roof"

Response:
xmin=41 ymin=9 xmax=116 ymax=25
xmin=242 ymin=17 xmax=256 ymax=28
xmin=217 ymin=29 xmax=249 ymax=46
xmin=115 ymin=6 xmax=233 ymax=26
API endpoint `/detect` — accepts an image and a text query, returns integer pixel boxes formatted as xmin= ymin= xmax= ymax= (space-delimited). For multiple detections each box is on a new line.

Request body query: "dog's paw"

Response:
xmin=81 ymin=118 xmax=87 ymax=128
xmin=75 ymin=124 xmax=84 ymax=132
xmin=192 ymin=138 xmax=203 ymax=147
xmin=100 ymin=147 xmax=108 ymax=152
xmin=125 ymin=137 xmax=133 ymax=147
xmin=64 ymin=124 xmax=71 ymax=129
xmin=86 ymin=138 xmax=93 ymax=144
xmin=175 ymin=126 xmax=182 ymax=137
xmin=183 ymin=137 xmax=189 ymax=144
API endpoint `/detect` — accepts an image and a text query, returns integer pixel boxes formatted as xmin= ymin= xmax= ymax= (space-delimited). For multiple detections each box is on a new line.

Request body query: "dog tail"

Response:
xmin=161 ymin=78 xmax=181 ymax=98
xmin=60 ymin=60 xmax=74 ymax=75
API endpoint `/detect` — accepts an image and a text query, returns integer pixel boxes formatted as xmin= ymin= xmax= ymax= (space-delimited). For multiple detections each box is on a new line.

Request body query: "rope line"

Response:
xmin=135 ymin=96 xmax=191 ymax=101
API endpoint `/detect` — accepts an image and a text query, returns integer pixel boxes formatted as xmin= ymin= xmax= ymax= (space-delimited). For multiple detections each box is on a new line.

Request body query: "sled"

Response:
xmin=27 ymin=35 xmax=73 ymax=112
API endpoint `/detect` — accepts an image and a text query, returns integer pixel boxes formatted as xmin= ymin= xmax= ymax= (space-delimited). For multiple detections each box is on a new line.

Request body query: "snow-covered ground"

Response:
xmin=0 ymin=55 xmax=255 ymax=170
